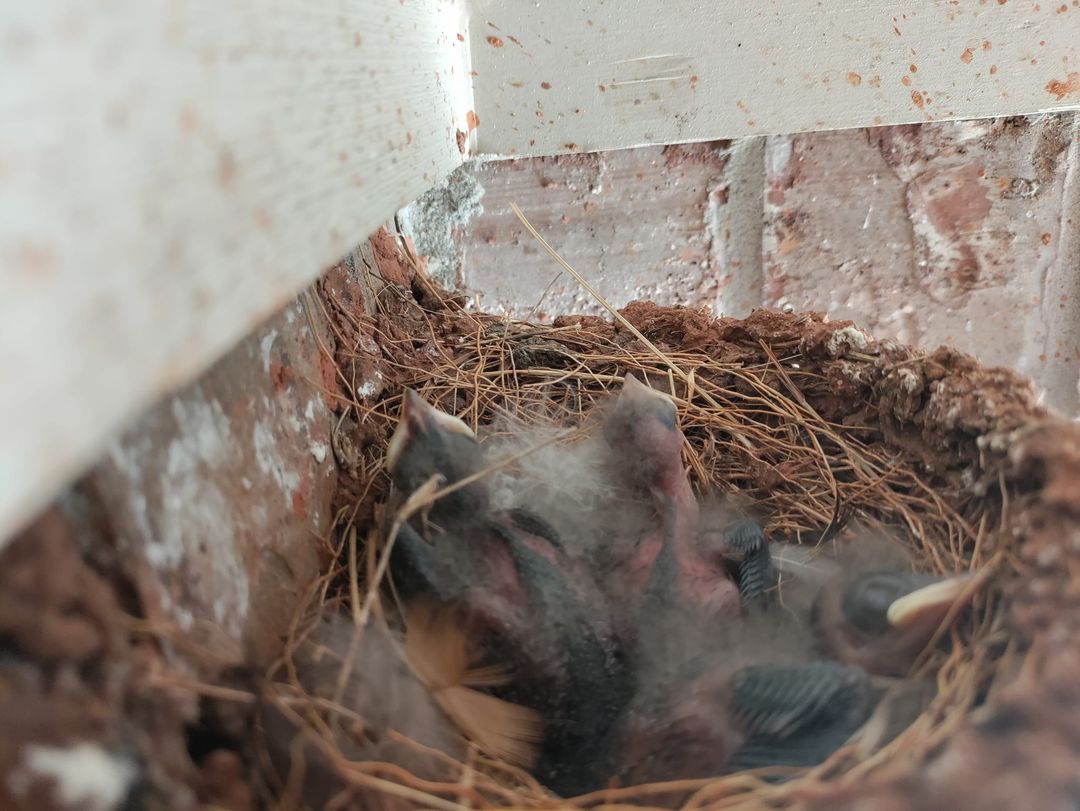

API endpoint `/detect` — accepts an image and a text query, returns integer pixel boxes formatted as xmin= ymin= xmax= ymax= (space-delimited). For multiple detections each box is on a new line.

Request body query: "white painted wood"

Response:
xmin=0 ymin=0 xmax=471 ymax=543
xmin=468 ymin=0 xmax=1080 ymax=157
xmin=3 ymin=0 xmax=1079 ymax=547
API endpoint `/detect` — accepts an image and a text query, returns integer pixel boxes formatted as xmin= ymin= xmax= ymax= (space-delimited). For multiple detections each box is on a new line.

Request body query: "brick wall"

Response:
xmin=410 ymin=114 xmax=1080 ymax=414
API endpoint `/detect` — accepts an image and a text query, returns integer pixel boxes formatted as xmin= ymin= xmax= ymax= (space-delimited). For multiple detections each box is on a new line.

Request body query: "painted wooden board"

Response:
xmin=4 ymin=0 xmax=1080 ymax=547
xmin=469 ymin=0 xmax=1080 ymax=156
xmin=0 ymin=0 xmax=470 ymax=543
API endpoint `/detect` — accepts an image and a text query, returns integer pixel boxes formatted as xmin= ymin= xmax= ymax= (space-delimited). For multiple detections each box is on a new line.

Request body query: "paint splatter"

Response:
xmin=1046 ymin=72 xmax=1080 ymax=99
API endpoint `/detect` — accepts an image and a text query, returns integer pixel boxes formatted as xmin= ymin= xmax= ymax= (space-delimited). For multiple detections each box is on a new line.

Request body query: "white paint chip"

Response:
xmin=11 ymin=744 xmax=136 ymax=811
xmin=253 ymin=421 xmax=301 ymax=507
xmin=259 ymin=330 xmax=279 ymax=375
xmin=826 ymin=326 xmax=871 ymax=357
xmin=897 ymin=367 xmax=921 ymax=395
xmin=356 ymin=378 xmax=380 ymax=399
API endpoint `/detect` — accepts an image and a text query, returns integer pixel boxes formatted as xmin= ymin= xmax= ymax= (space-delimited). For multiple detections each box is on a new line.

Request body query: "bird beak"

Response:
xmin=621 ymin=372 xmax=666 ymax=402
xmin=386 ymin=389 xmax=475 ymax=473
xmin=616 ymin=373 xmax=678 ymax=423
xmin=885 ymin=573 xmax=975 ymax=631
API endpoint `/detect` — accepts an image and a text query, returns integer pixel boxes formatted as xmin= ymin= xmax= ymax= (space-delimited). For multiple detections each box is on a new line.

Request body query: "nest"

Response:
xmin=255 ymin=236 xmax=1080 ymax=810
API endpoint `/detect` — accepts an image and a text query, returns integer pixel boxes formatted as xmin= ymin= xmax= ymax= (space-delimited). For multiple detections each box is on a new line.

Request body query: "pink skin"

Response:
xmin=606 ymin=376 xmax=741 ymax=619
xmin=653 ymin=459 xmax=741 ymax=619
xmin=459 ymin=539 xmax=529 ymax=633
xmin=673 ymin=547 xmax=742 ymax=619
xmin=615 ymin=669 xmax=744 ymax=785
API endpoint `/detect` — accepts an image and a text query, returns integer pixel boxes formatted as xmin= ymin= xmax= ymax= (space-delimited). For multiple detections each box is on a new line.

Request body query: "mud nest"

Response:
xmin=256 ymin=246 xmax=1080 ymax=811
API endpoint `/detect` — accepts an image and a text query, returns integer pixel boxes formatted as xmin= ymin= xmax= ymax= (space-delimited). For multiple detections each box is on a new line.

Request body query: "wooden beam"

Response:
xmin=468 ymin=0 xmax=1080 ymax=157
xmin=0 ymin=0 xmax=470 ymax=543
xmin=4 ymin=0 xmax=1079 ymax=545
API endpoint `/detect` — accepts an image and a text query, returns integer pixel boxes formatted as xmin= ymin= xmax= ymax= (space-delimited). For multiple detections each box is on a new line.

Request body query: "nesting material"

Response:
xmin=264 ymin=249 xmax=1080 ymax=810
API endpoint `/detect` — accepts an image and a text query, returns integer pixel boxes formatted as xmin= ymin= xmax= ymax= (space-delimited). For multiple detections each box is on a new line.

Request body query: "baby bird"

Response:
xmin=812 ymin=567 xmax=975 ymax=677
xmin=598 ymin=374 xmax=768 ymax=628
xmin=612 ymin=652 xmax=878 ymax=792
xmin=386 ymin=388 xmax=489 ymax=526
xmin=258 ymin=612 xmax=468 ymax=811
xmin=611 ymin=531 xmax=976 ymax=791
xmin=383 ymin=389 xmax=630 ymax=797
xmin=770 ymin=532 xmax=977 ymax=677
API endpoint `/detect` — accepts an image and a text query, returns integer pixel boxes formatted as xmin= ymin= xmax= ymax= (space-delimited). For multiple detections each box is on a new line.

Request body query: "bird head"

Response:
xmin=602 ymin=374 xmax=685 ymax=499
xmin=812 ymin=569 xmax=975 ymax=676
xmin=385 ymin=389 xmax=489 ymax=518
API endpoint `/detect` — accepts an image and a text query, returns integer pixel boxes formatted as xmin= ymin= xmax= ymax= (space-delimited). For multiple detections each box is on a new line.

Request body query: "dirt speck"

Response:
xmin=662 ymin=141 xmax=730 ymax=170
xmin=291 ymin=486 xmax=308 ymax=519
xmin=198 ymin=750 xmax=253 ymax=811
xmin=268 ymin=359 xmax=293 ymax=392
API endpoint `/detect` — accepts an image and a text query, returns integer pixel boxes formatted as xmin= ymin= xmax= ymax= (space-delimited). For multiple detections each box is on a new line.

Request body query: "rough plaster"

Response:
xmin=87 ymin=292 xmax=338 ymax=661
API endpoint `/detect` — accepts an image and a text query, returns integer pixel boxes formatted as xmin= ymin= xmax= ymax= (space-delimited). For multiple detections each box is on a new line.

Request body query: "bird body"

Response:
xmin=598 ymin=375 xmax=749 ymax=627
xmin=384 ymin=389 xmax=630 ymax=796
xmin=258 ymin=612 xmax=468 ymax=811
xmin=812 ymin=566 xmax=974 ymax=676
xmin=613 ymin=654 xmax=878 ymax=788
